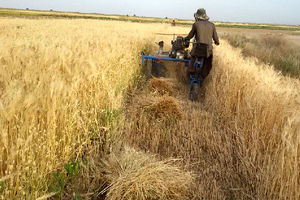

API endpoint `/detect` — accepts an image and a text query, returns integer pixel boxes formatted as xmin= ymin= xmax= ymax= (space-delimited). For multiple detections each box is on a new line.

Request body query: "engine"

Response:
xmin=169 ymin=36 xmax=190 ymax=59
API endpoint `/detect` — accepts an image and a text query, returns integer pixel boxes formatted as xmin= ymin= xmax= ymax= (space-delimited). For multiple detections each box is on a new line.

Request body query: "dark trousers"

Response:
xmin=187 ymin=54 xmax=213 ymax=80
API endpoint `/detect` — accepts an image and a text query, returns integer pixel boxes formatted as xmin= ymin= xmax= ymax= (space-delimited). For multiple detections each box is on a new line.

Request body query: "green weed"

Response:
xmin=49 ymin=160 xmax=81 ymax=199
xmin=100 ymin=108 xmax=122 ymax=126
xmin=49 ymin=171 xmax=66 ymax=199
xmin=65 ymin=160 xmax=79 ymax=179
xmin=0 ymin=181 xmax=7 ymax=193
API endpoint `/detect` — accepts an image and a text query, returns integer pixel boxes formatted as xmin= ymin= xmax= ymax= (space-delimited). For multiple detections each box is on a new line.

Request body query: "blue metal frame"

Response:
xmin=141 ymin=55 xmax=190 ymax=67
xmin=189 ymin=58 xmax=204 ymax=90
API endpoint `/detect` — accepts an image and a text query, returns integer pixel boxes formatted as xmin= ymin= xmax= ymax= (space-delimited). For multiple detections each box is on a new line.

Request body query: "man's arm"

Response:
xmin=213 ymin=25 xmax=220 ymax=45
xmin=185 ymin=23 xmax=196 ymax=40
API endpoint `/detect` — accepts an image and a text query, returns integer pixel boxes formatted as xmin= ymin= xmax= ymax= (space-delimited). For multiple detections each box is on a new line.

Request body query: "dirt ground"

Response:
xmin=217 ymin=27 xmax=300 ymax=46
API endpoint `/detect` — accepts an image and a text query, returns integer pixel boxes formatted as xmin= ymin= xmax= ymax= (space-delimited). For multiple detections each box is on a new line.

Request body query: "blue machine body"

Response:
xmin=141 ymin=54 xmax=190 ymax=67
xmin=141 ymin=52 xmax=204 ymax=94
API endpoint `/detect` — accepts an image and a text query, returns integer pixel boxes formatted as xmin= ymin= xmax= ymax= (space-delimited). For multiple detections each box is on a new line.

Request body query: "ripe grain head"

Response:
xmin=0 ymin=17 xmax=190 ymax=199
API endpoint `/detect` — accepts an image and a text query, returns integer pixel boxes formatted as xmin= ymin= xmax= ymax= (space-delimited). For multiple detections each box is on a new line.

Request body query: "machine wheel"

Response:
xmin=190 ymin=83 xmax=200 ymax=101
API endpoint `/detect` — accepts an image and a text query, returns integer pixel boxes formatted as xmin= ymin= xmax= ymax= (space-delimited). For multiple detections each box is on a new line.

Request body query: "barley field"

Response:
xmin=222 ymin=33 xmax=300 ymax=78
xmin=2 ymin=8 xmax=300 ymax=31
xmin=0 ymin=17 xmax=299 ymax=200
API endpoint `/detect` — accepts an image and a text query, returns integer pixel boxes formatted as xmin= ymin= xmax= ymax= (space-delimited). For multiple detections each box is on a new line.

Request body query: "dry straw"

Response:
xmin=149 ymin=77 xmax=175 ymax=95
xmin=124 ymin=40 xmax=300 ymax=199
xmin=143 ymin=95 xmax=183 ymax=120
xmin=100 ymin=146 xmax=192 ymax=200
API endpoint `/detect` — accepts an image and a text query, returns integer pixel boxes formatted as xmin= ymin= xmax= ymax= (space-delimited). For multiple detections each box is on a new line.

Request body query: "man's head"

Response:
xmin=194 ymin=8 xmax=209 ymax=21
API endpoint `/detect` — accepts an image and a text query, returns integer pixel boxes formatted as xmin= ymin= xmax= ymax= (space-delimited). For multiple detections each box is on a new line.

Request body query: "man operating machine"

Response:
xmin=141 ymin=8 xmax=220 ymax=100
xmin=185 ymin=8 xmax=220 ymax=82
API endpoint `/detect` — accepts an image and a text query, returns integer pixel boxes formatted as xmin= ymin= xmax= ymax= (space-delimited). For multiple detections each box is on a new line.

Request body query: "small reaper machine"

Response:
xmin=141 ymin=35 xmax=208 ymax=100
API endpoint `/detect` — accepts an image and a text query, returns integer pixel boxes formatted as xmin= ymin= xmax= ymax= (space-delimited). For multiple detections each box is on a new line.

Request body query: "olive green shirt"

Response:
xmin=186 ymin=20 xmax=219 ymax=52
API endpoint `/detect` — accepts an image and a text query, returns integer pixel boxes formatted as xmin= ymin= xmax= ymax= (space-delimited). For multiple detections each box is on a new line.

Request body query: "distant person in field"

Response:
xmin=185 ymin=8 xmax=219 ymax=80
xmin=172 ymin=19 xmax=176 ymax=26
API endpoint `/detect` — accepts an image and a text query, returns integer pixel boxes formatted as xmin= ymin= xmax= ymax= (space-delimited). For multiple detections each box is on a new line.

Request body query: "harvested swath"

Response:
xmin=149 ymin=77 xmax=174 ymax=95
xmin=101 ymin=146 xmax=192 ymax=200
xmin=144 ymin=95 xmax=182 ymax=119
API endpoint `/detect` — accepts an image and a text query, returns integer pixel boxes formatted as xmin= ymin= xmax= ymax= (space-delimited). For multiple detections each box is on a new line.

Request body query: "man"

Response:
xmin=185 ymin=8 xmax=219 ymax=81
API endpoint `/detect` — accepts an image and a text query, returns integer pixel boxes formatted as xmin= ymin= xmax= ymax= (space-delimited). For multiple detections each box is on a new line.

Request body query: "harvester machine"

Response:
xmin=141 ymin=35 xmax=191 ymax=69
xmin=141 ymin=35 xmax=206 ymax=101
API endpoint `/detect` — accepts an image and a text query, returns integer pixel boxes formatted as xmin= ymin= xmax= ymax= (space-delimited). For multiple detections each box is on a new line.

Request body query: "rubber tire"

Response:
xmin=190 ymin=83 xmax=199 ymax=101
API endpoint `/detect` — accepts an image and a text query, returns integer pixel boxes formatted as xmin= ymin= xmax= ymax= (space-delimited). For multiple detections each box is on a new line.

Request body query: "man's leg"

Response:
xmin=201 ymin=54 xmax=213 ymax=80
xmin=186 ymin=56 xmax=196 ymax=78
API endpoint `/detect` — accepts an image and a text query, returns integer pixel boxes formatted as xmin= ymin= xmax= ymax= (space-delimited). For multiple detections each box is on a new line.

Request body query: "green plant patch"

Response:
xmin=100 ymin=108 xmax=122 ymax=126
xmin=49 ymin=171 xmax=66 ymax=198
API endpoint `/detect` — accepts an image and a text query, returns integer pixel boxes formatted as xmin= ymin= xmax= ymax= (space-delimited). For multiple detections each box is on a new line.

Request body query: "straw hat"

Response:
xmin=194 ymin=8 xmax=209 ymax=20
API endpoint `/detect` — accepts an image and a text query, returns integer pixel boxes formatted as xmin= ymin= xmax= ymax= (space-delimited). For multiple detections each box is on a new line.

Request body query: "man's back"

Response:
xmin=186 ymin=20 xmax=219 ymax=52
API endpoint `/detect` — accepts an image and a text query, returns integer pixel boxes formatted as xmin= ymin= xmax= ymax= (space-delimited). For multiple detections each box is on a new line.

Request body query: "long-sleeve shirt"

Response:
xmin=186 ymin=20 xmax=219 ymax=52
